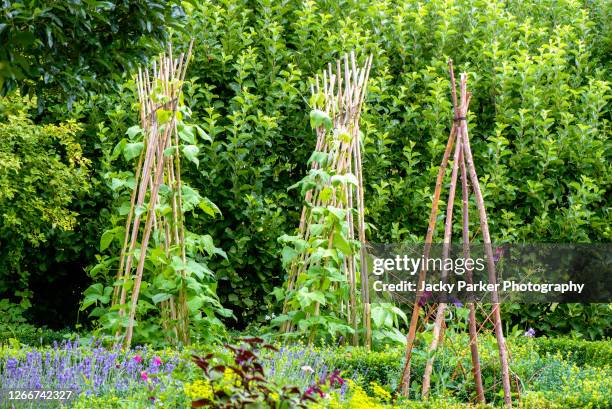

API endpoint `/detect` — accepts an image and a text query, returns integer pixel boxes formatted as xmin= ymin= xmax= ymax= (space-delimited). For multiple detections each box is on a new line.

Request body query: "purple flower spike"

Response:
xmin=524 ymin=328 xmax=535 ymax=337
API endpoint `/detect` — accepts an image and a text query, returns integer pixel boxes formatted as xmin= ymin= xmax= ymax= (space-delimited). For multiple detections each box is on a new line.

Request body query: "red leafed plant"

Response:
xmin=191 ymin=337 xmax=319 ymax=408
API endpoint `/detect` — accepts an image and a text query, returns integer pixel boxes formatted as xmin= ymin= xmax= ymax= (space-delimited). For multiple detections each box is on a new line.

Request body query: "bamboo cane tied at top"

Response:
xmin=399 ymin=61 xmax=512 ymax=408
xmin=280 ymin=52 xmax=373 ymax=346
xmin=112 ymin=42 xmax=194 ymax=348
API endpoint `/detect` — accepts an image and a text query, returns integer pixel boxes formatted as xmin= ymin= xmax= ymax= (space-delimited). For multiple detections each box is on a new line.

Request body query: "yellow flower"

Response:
xmin=223 ymin=367 xmax=242 ymax=387
xmin=344 ymin=380 xmax=386 ymax=409
xmin=184 ymin=379 xmax=213 ymax=401
xmin=369 ymin=381 xmax=392 ymax=403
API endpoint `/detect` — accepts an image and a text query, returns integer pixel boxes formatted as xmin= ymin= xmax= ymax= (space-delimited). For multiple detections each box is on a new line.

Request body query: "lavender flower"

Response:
xmin=0 ymin=339 xmax=183 ymax=399
xmin=524 ymin=328 xmax=536 ymax=337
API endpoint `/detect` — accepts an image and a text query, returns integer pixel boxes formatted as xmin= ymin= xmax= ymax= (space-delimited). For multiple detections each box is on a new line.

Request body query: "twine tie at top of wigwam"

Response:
xmin=453 ymin=116 xmax=467 ymax=122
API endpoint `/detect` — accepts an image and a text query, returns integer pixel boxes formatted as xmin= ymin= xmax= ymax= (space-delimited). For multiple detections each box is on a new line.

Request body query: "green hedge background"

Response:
xmin=0 ymin=0 xmax=610 ymax=334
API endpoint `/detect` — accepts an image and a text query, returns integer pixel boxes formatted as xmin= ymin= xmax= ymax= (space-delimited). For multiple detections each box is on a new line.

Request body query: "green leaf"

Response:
xmin=297 ymin=288 xmax=326 ymax=309
xmin=333 ymin=230 xmax=352 ymax=255
xmin=327 ymin=207 xmax=346 ymax=221
xmin=319 ymin=186 xmax=333 ymax=203
xmin=186 ymin=259 xmax=214 ymax=279
xmin=307 ymin=151 xmax=328 ymax=167
xmin=281 ymin=246 xmax=299 ymax=267
xmin=331 ymin=174 xmax=358 ymax=186
xmin=164 ymin=146 xmax=178 ymax=157
xmin=181 ymin=185 xmax=202 ymax=212
xmin=100 ymin=229 xmax=115 ymax=252
xmin=309 ymin=223 xmax=324 ymax=236
xmin=110 ymin=178 xmax=127 ymax=191
xmin=178 ymin=125 xmax=196 ymax=144
xmin=391 ymin=305 xmax=409 ymax=325
xmin=135 ymin=204 xmax=147 ymax=217
xmin=111 ymin=139 xmax=127 ymax=161
xmin=118 ymin=201 xmax=132 ymax=216
xmin=81 ymin=295 xmax=98 ymax=310
xmin=152 ymin=293 xmax=172 ymax=304
xmin=170 ymin=256 xmax=186 ymax=272
xmin=183 ymin=144 xmax=199 ymax=167
xmin=310 ymin=109 xmax=332 ymax=130
xmin=198 ymin=196 xmax=220 ymax=217
xmin=125 ymin=125 xmax=142 ymax=139
xmin=157 ymin=109 xmax=173 ymax=125
xmin=199 ymin=234 xmax=226 ymax=258
xmin=187 ymin=295 xmax=204 ymax=312
xmin=123 ymin=142 xmax=144 ymax=161
xmin=195 ymin=125 xmax=212 ymax=142
xmin=371 ymin=305 xmax=388 ymax=328
xmin=272 ymin=287 xmax=284 ymax=302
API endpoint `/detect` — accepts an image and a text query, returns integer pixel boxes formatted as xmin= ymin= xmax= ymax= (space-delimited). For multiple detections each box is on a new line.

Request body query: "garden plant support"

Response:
xmin=399 ymin=61 xmax=513 ymax=408
xmin=280 ymin=52 xmax=373 ymax=348
xmin=111 ymin=42 xmax=194 ymax=348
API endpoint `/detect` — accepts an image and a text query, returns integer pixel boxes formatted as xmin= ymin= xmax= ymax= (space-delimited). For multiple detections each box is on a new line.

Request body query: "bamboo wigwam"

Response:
xmin=399 ymin=61 xmax=513 ymax=408
xmin=280 ymin=52 xmax=373 ymax=347
xmin=111 ymin=42 xmax=194 ymax=348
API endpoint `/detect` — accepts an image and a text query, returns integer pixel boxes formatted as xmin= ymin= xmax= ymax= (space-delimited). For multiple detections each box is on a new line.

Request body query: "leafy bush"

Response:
xmin=190 ymin=337 xmax=326 ymax=408
xmin=0 ymin=94 xmax=90 ymax=306
xmin=1 ymin=0 xmax=610 ymax=337
xmin=534 ymin=336 xmax=612 ymax=367
xmin=172 ymin=0 xmax=611 ymax=328
xmin=0 ymin=0 xmax=185 ymax=102
xmin=502 ymin=303 xmax=612 ymax=340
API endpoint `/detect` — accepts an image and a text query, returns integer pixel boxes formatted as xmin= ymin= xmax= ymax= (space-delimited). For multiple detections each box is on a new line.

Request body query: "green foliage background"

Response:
xmin=0 ymin=0 xmax=184 ymax=103
xmin=177 ymin=0 xmax=611 ymax=326
xmin=0 ymin=0 xmax=610 ymax=336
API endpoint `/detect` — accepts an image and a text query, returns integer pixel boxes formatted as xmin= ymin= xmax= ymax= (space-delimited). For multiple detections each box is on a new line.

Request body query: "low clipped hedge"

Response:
xmin=322 ymin=336 xmax=611 ymax=406
xmin=534 ymin=337 xmax=612 ymax=367
xmin=0 ymin=323 xmax=74 ymax=346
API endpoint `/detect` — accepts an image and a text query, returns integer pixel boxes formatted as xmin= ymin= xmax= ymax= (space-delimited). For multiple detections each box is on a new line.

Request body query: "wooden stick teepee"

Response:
xmin=111 ymin=42 xmax=194 ymax=348
xmin=399 ymin=61 xmax=512 ymax=408
xmin=281 ymin=52 xmax=373 ymax=347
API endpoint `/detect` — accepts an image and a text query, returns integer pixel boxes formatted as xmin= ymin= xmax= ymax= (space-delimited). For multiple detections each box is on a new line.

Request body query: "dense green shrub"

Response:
xmin=0 ymin=0 xmax=185 ymax=103
xmin=170 ymin=0 xmax=611 ymax=327
xmin=502 ymin=303 xmax=612 ymax=340
xmin=1 ymin=0 xmax=610 ymax=335
xmin=534 ymin=336 xmax=612 ymax=367
xmin=0 ymin=94 xmax=90 ymax=306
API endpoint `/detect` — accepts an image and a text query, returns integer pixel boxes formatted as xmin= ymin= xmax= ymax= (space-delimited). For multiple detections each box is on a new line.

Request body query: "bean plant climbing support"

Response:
xmin=111 ymin=42 xmax=194 ymax=348
xmin=399 ymin=61 xmax=513 ymax=408
xmin=279 ymin=52 xmax=373 ymax=348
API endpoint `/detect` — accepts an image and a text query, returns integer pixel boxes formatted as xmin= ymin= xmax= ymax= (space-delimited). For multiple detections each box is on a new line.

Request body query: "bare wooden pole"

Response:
xmin=421 ymin=130 xmax=462 ymax=398
xmin=461 ymin=149 xmax=486 ymax=403
xmin=401 ymin=61 xmax=508 ymax=406
xmin=457 ymin=72 xmax=512 ymax=408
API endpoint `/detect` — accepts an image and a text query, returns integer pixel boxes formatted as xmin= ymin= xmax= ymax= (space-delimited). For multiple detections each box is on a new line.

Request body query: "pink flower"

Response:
xmin=140 ymin=370 xmax=148 ymax=381
xmin=133 ymin=355 xmax=143 ymax=363
xmin=152 ymin=356 xmax=162 ymax=366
